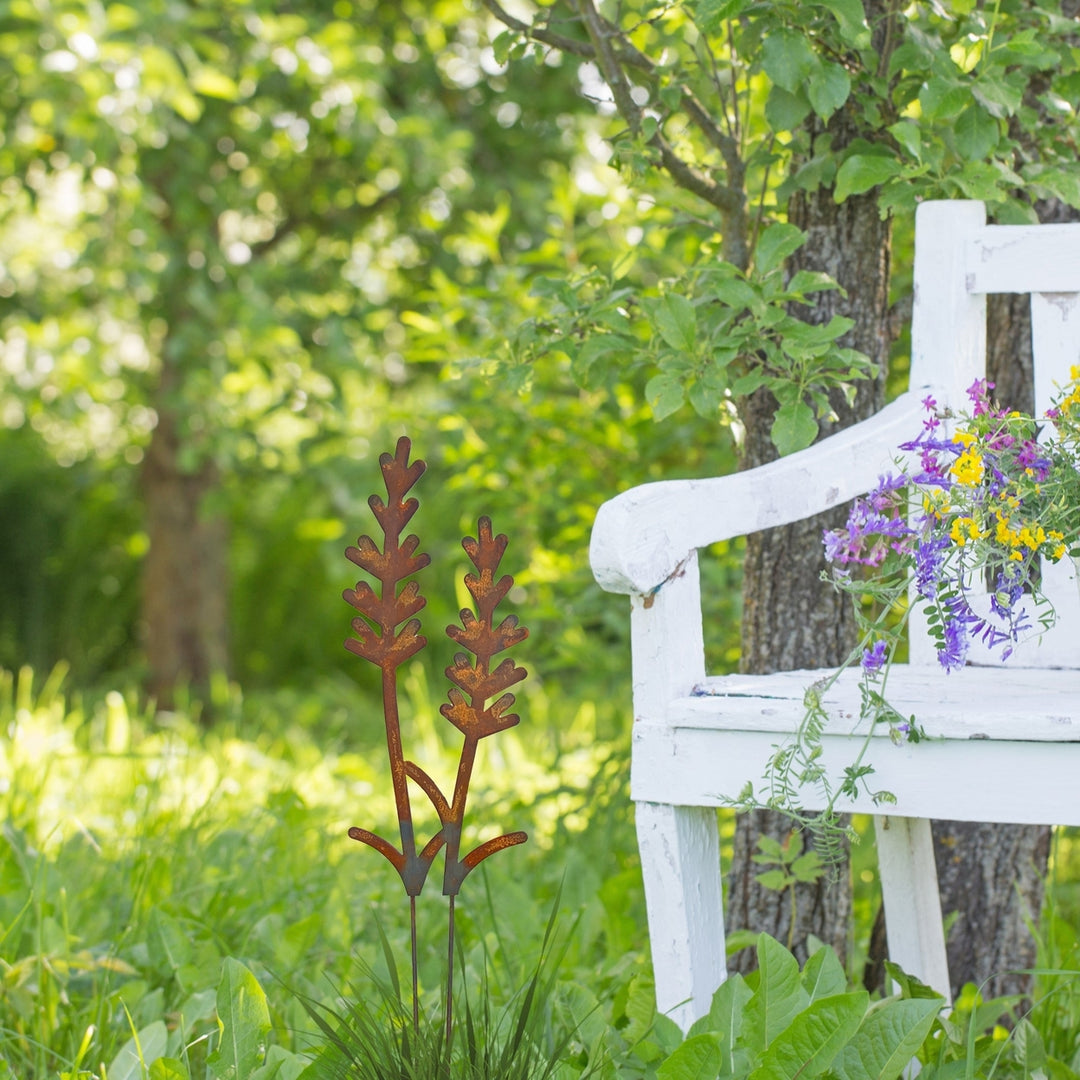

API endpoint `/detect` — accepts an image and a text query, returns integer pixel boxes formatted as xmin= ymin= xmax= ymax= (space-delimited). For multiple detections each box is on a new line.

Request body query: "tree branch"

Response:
xmin=478 ymin=0 xmax=594 ymax=59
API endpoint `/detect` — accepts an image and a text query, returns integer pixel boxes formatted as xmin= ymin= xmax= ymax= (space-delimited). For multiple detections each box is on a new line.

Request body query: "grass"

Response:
xmin=0 ymin=664 xmax=638 ymax=1078
xmin=1 ymin=664 xmax=1079 ymax=1078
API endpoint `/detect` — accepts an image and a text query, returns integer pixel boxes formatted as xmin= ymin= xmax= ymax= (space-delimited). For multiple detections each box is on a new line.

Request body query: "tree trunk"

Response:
xmin=140 ymin=370 xmax=229 ymax=710
xmin=727 ymin=178 xmax=891 ymax=971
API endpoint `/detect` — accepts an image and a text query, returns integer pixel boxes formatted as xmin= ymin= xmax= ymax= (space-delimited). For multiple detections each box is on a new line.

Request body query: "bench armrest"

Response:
xmin=590 ymin=391 xmax=928 ymax=596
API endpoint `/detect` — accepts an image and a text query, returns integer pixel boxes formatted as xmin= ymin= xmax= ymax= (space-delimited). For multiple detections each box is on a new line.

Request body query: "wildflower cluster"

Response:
xmin=741 ymin=373 xmax=1080 ymax=870
xmin=827 ymin=374 xmax=1080 ymax=680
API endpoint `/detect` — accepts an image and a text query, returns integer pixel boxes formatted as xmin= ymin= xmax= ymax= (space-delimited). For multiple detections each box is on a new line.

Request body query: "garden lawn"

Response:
xmin=2 ymin=665 xmax=1079 ymax=1079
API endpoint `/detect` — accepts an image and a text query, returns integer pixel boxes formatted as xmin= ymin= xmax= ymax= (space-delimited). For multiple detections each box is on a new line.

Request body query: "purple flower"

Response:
xmin=938 ymin=617 xmax=968 ymax=671
xmin=1016 ymin=440 xmax=1051 ymax=480
xmin=913 ymin=535 xmax=949 ymax=599
xmin=861 ymin=640 xmax=888 ymax=674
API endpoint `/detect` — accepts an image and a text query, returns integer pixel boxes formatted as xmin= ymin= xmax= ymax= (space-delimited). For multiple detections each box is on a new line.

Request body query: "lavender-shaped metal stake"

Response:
xmin=343 ymin=437 xmax=528 ymax=1045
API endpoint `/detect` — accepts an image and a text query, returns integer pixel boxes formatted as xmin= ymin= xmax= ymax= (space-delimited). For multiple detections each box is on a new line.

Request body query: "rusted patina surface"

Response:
xmin=342 ymin=435 xmax=529 ymax=1035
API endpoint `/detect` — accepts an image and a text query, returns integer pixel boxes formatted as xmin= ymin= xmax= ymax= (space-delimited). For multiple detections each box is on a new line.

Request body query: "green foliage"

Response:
xmin=609 ymin=935 xmax=942 ymax=1080
xmin=511 ymin=237 xmax=872 ymax=456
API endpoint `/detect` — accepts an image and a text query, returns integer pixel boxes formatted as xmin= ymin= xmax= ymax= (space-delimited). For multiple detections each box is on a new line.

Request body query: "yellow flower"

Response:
xmin=949 ymin=516 xmax=983 ymax=545
xmin=952 ymin=430 xmax=977 ymax=448
xmin=951 ymin=449 xmax=984 ymax=486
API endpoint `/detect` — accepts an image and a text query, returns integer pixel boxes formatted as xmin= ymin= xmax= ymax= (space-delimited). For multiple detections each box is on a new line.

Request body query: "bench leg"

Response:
xmin=874 ymin=815 xmax=952 ymax=1004
xmin=636 ymin=801 xmax=727 ymax=1030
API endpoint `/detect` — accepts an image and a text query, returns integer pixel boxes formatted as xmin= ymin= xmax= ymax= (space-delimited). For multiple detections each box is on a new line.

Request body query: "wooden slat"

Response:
xmin=676 ymin=667 xmax=1080 ymax=741
xmin=967 ymin=225 xmax=1080 ymax=294
xmin=630 ymin=722 xmax=1080 ymax=825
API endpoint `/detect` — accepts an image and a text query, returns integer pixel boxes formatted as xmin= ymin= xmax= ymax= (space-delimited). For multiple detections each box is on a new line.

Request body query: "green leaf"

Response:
xmin=1032 ymin=167 xmax=1080 ymax=209
xmin=972 ymin=74 xmax=1023 ymax=118
xmin=150 ymin=1061 xmax=191 ymax=1080
xmin=790 ymin=850 xmax=825 ymax=883
xmin=646 ymin=373 xmax=686 ymax=421
xmin=732 ymin=369 xmax=771 ymax=396
xmin=755 ymin=224 xmax=805 ymax=276
xmin=750 ymin=992 xmax=870 ymax=1080
xmin=148 ymin=908 xmax=192 ymax=979
xmin=954 ymin=105 xmax=999 ymax=161
xmin=771 ymin=400 xmax=818 ymax=456
xmin=150 ymin=1059 xmax=190 ymax=1080
xmin=709 ymin=276 xmax=760 ymax=311
xmin=108 ymin=1021 xmax=169 ymax=1080
xmin=887 ymin=121 xmax=922 ymax=161
xmin=755 ymin=868 xmax=791 ymax=890
xmin=659 ymin=84 xmax=682 ymax=111
xmin=918 ymin=78 xmax=970 ymax=122
xmin=766 ymin=85 xmax=812 ymax=132
xmin=707 ymin=974 xmax=753 ymax=1077
xmin=813 ymin=0 xmax=870 ymax=47
xmin=833 ymin=154 xmax=901 ymax=202
xmin=762 ymin=30 xmax=818 ymax=94
xmin=645 ymin=294 xmax=697 ymax=351
xmin=787 ymin=270 xmax=839 ymax=296
xmin=881 ymin=962 xmax=944 ymax=1001
xmin=743 ymin=935 xmax=811 ymax=1052
xmin=807 ymin=62 xmax=851 ymax=122
xmin=801 ymin=947 xmax=847 ymax=1002
xmin=833 ymin=999 xmax=942 ymax=1080
xmin=694 ymin=0 xmax=752 ymax=33
xmin=657 ymin=1033 xmax=725 ymax=1080
xmin=207 ymin=958 xmax=271 ymax=1080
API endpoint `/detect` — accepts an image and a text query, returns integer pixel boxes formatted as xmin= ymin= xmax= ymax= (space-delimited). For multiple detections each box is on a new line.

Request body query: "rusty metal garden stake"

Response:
xmin=343 ymin=436 xmax=529 ymax=1050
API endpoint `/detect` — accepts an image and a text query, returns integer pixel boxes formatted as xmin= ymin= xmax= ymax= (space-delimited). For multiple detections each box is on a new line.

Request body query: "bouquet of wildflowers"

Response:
xmin=826 ymin=372 xmax=1080 ymax=689
xmin=745 ymin=371 xmax=1080 ymax=864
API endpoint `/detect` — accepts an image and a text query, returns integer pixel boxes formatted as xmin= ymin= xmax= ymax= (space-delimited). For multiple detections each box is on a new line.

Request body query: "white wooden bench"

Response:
xmin=589 ymin=200 xmax=1080 ymax=1031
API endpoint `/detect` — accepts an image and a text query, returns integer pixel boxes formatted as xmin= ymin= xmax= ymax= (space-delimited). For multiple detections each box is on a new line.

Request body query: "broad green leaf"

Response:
xmin=787 ymin=270 xmax=839 ymax=296
xmin=750 ymin=991 xmax=870 ymax=1080
xmin=801 ymin=947 xmax=847 ymax=1002
xmin=755 ymin=868 xmax=790 ymax=890
xmin=108 ymin=1021 xmax=169 ymax=1080
xmin=881 ymin=962 xmax=944 ymax=1001
xmin=755 ymin=224 xmax=805 ymax=277
xmin=688 ymin=371 xmax=727 ymax=418
xmin=1033 ymin=167 xmax=1080 ymax=209
xmin=762 ymin=30 xmax=818 ymax=94
xmin=251 ymin=1046 xmax=310 ymax=1080
xmin=150 ymin=1060 xmax=190 ymax=1080
xmin=834 ymin=154 xmax=901 ymax=202
xmin=833 ymin=998 xmax=942 ymax=1080
xmin=771 ymin=400 xmax=818 ymax=457
xmin=645 ymin=294 xmax=697 ymax=352
xmin=694 ymin=0 xmax=752 ymax=33
xmin=148 ymin=908 xmax=192 ymax=979
xmin=743 ymin=935 xmax=811 ymax=1051
xmin=887 ymin=121 xmax=922 ymax=161
xmin=972 ymin=75 xmax=1023 ymax=117
xmin=708 ymin=970 xmax=753 ymax=1049
xmin=207 ymin=958 xmax=271 ymax=1080
xmin=813 ymin=0 xmax=870 ymax=47
xmin=732 ymin=369 xmax=770 ymax=396
xmin=954 ymin=105 xmax=999 ymax=161
xmin=709 ymin=276 xmax=760 ymax=311
xmin=657 ymin=1033 xmax=725 ymax=1080
xmin=765 ymin=85 xmax=812 ymax=132
xmin=1011 ymin=1018 xmax=1047 ymax=1071
xmin=646 ymin=372 xmax=686 ymax=421
xmin=918 ymin=78 xmax=969 ymax=121
xmin=808 ymin=62 xmax=850 ymax=122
